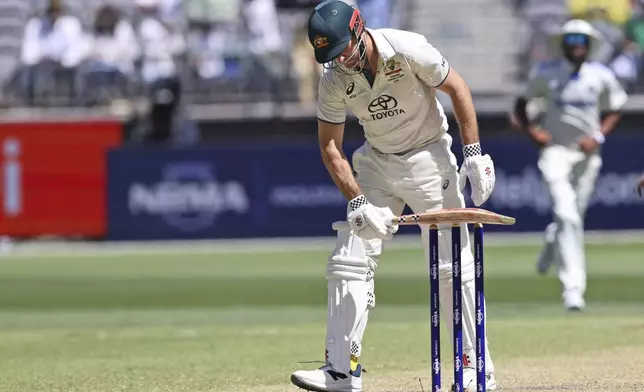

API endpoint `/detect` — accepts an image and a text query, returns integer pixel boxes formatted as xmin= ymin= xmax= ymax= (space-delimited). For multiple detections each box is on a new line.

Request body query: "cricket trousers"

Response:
xmin=538 ymin=144 xmax=602 ymax=305
xmin=349 ymin=132 xmax=495 ymax=374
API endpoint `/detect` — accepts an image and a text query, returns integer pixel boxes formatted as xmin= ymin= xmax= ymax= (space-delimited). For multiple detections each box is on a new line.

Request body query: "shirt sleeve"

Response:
xmin=60 ymin=17 xmax=85 ymax=68
xmin=599 ymin=69 xmax=628 ymax=111
xmin=317 ymin=70 xmax=346 ymax=124
xmin=407 ymin=38 xmax=450 ymax=88
xmin=524 ymin=64 xmax=548 ymax=99
xmin=20 ymin=18 xmax=42 ymax=65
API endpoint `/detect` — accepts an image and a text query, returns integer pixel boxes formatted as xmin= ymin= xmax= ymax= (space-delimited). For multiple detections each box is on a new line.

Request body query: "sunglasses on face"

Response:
xmin=563 ymin=33 xmax=589 ymax=46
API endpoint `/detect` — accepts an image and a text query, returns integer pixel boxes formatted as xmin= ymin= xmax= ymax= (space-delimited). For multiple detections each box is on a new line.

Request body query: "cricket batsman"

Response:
xmin=514 ymin=19 xmax=627 ymax=311
xmin=290 ymin=1 xmax=497 ymax=391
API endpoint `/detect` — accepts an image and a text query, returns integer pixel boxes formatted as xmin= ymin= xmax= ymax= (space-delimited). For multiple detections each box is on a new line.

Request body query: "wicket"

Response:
xmin=424 ymin=210 xmax=514 ymax=392
xmin=393 ymin=208 xmax=515 ymax=391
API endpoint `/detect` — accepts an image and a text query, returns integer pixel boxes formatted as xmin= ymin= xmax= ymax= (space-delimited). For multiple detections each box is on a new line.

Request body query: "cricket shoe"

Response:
xmin=291 ymin=363 xmax=363 ymax=392
xmin=564 ymin=290 xmax=585 ymax=312
xmin=451 ymin=368 xmax=497 ymax=392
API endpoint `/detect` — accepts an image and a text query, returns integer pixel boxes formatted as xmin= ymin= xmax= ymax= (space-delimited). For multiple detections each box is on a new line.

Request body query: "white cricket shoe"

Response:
xmin=451 ymin=368 xmax=497 ymax=392
xmin=563 ymin=290 xmax=585 ymax=312
xmin=291 ymin=363 xmax=363 ymax=392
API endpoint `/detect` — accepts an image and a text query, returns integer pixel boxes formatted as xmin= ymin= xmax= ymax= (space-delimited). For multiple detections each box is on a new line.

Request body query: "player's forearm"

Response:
xmin=438 ymin=70 xmax=480 ymax=145
xmin=600 ymin=111 xmax=621 ymax=136
xmin=321 ymin=146 xmax=362 ymax=200
xmin=450 ymin=85 xmax=480 ymax=145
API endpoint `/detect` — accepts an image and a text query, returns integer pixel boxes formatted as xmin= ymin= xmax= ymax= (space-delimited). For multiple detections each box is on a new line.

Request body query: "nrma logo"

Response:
xmin=128 ymin=163 xmax=248 ymax=232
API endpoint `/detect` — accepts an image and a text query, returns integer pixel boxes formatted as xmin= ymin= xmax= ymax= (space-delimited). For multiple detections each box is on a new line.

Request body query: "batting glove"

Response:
xmin=458 ymin=143 xmax=496 ymax=206
xmin=347 ymin=195 xmax=398 ymax=240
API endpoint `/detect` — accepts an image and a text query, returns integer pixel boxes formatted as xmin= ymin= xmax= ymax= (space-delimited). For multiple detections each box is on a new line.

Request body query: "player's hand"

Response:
xmin=577 ymin=135 xmax=600 ymax=154
xmin=347 ymin=195 xmax=398 ymax=240
xmin=458 ymin=154 xmax=496 ymax=206
xmin=637 ymin=175 xmax=644 ymax=197
xmin=529 ymin=127 xmax=552 ymax=147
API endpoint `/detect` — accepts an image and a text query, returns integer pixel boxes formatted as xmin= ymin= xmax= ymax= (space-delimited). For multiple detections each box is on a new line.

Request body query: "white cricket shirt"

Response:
xmin=525 ymin=59 xmax=628 ymax=148
xmin=317 ymin=28 xmax=450 ymax=154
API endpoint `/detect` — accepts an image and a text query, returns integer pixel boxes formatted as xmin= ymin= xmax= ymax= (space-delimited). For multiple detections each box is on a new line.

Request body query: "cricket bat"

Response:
xmin=393 ymin=208 xmax=516 ymax=226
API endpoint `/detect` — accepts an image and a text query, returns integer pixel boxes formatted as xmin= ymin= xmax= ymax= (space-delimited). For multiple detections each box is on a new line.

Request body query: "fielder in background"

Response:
xmin=290 ymin=1 xmax=497 ymax=391
xmin=514 ymin=19 xmax=628 ymax=311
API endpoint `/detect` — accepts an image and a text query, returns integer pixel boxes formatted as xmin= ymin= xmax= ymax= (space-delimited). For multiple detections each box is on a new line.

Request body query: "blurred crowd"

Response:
xmin=0 ymin=0 xmax=401 ymax=109
xmin=2 ymin=0 xmax=644 ymax=113
xmin=516 ymin=0 xmax=644 ymax=93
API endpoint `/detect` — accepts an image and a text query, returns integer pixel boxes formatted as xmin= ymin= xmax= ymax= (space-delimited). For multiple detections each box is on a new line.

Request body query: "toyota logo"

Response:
xmin=368 ymin=95 xmax=397 ymax=112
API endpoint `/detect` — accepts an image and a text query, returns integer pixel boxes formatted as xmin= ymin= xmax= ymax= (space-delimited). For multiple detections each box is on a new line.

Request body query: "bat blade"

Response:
xmin=394 ymin=208 xmax=516 ymax=226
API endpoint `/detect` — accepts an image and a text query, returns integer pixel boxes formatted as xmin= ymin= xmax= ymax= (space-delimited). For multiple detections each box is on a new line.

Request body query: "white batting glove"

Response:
xmin=458 ymin=143 xmax=496 ymax=206
xmin=347 ymin=195 xmax=398 ymax=240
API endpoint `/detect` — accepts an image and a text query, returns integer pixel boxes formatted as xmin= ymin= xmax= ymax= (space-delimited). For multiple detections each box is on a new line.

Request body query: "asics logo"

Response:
xmin=346 ymin=82 xmax=355 ymax=95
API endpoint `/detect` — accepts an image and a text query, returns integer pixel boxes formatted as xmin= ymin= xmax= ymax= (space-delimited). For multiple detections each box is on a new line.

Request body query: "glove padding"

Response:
xmin=347 ymin=195 xmax=399 ymax=240
xmin=458 ymin=154 xmax=496 ymax=206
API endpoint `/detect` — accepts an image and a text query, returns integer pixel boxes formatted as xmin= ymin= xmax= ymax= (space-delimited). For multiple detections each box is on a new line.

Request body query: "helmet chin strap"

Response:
xmin=359 ymin=39 xmax=376 ymax=86
xmin=359 ymin=40 xmax=369 ymax=68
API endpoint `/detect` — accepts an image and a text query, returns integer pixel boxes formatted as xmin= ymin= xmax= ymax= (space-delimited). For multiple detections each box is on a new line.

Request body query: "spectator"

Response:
xmin=583 ymin=6 xmax=639 ymax=90
xmin=515 ymin=0 xmax=570 ymax=79
xmin=157 ymin=0 xmax=184 ymax=23
xmin=243 ymin=0 xmax=286 ymax=101
xmin=568 ymin=0 xmax=632 ymax=26
xmin=135 ymin=0 xmax=186 ymax=143
xmin=186 ymin=19 xmax=228 ymax=82
xmin=584 ymin=7 xmax=623 ymax=65
xmin=19 ymin=0 xmax=85 ymax=105
xmin=80 ymin=5 xmax=140 ymax=104
xmin=185 ymin=0 xmax=241 ymax=84
xmin=623 ymin=0 xmax=644 ymax=91
xmin=275 ymin=0 xmax=331 ymax=103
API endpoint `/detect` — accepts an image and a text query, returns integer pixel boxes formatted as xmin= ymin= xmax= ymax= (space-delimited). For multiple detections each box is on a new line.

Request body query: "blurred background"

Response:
xmin=0 ymin=0 xmax=642 ymax=243
xmin=0 ymin=2 xmax=642 ymax=390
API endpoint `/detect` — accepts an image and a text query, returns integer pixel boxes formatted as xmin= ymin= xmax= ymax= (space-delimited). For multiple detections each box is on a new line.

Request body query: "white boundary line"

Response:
xmin=0 ymin=230 xmax=642 ymax=258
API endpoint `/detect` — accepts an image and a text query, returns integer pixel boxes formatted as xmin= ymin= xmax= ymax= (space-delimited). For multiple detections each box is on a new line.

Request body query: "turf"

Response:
xmin=0 ymin=241 xmax=643 ymax=391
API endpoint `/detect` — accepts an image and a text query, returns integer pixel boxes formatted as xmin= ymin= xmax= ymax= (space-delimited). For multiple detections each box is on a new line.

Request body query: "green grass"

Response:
xmin=0 ymin=242 xmax=643 ymax=391
xmin=1 ymin=244 xmax=643 ymax=309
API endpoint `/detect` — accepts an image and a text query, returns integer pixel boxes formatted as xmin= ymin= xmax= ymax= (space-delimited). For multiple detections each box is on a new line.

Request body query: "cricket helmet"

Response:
xmin=307 ymin=0 xmax=366 ymax=66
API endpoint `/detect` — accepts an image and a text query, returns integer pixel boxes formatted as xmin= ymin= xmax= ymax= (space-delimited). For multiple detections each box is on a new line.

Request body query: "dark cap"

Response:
xmin=308 ymin=0 xmax=361 ymax=64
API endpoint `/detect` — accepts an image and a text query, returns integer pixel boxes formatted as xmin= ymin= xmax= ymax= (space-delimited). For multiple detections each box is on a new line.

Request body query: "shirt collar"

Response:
xmin=367 ymin=28 xmax=396 ymax=66
xmin=559 ymin=58 xmax=588 ymax=74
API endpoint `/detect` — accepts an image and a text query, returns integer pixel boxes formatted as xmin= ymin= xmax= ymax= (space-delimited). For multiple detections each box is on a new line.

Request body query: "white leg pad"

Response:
xmin=326 ymin=221 xmax=379 ymax=374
